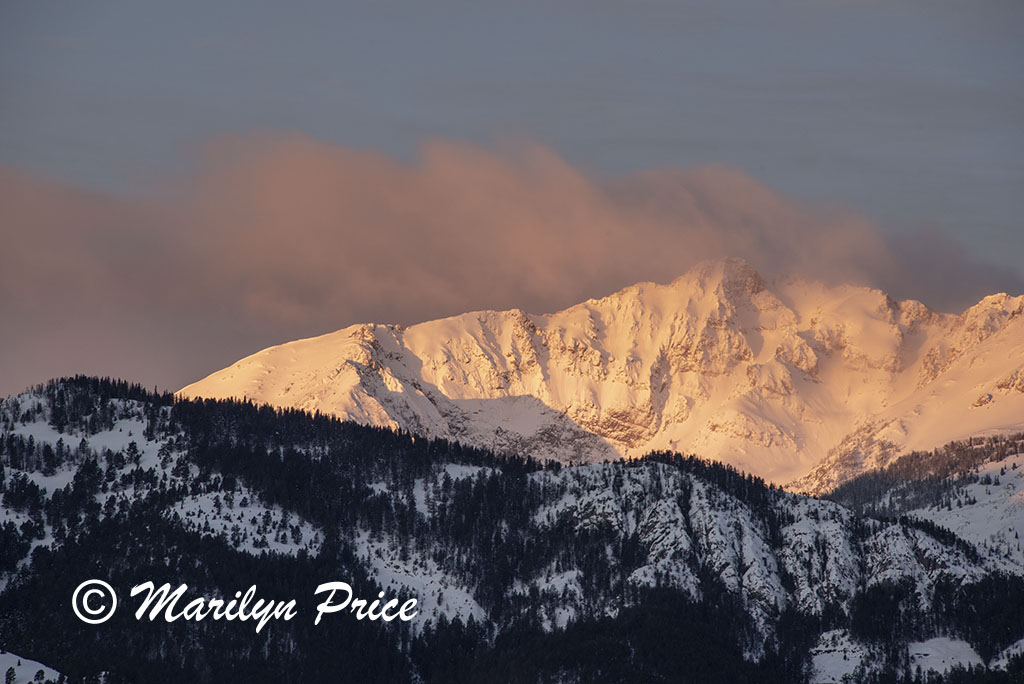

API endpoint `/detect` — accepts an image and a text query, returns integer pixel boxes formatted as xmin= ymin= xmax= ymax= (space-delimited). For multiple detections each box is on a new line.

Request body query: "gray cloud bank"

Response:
xmin=2 ymin=135 xmax=1021 ymax=397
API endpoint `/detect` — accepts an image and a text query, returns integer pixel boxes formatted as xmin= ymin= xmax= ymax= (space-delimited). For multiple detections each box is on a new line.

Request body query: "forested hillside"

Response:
xmin=2 ymin=378 xmax=1023 ymax=683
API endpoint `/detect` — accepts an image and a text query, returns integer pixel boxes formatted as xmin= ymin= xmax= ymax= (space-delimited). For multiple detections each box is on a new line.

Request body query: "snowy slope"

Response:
xmin=348 ymin=456 xmax=1009 ymax=659
xmin=871 ymin=449 xmax=1024 ymax=567
xmin=0 ymin=651 xmax=60 ymax=684
xmin=0 ymin=393 xmax=322 ymax=567
xmin=5 ymin=381 xmax=1022 ymax=679
xmin=907 ymin=638 xmax=984 ymax=675
xmin=180 ymin=259 xmax=1024 ymax=490
xmin=810 ymin=629 xmax=880 ymax=684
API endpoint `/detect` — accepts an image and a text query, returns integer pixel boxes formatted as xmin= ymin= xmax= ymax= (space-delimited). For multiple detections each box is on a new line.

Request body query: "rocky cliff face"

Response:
xmin=180 ymin=258 xmax=1024 ymax=491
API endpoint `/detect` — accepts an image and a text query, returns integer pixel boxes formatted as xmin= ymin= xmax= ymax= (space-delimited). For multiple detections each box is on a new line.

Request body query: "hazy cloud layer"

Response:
xmin=2 ymin=135 xmax=1021 ymax=397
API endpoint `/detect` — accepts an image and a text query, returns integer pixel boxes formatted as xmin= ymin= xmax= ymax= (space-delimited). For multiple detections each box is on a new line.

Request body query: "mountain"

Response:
xmin=827 ymin=432 xmax=1024 ymax=567
xmin=180 ymin=258 xmax=1024 ymax=491
xmin=3 ymin=378 xmax=1024 ymax=682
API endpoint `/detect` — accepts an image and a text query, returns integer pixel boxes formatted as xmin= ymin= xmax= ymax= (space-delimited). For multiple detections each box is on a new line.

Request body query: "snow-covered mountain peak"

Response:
xmin=180 ymin=259 xmax=1024 ymax=491
xmin=669 ymin=256 xmax=766 ymax=302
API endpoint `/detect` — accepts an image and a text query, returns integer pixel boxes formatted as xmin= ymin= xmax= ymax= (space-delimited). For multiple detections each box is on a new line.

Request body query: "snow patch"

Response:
xmin=908 ymin=637 xmax=983 ymax=674
xmin=353 ymin=530 xmax=484 ymax=631
xmin=0 ymin=651 xmax=60 ymax=684
xmin=810 ymin=630 xmax=875 ymax=684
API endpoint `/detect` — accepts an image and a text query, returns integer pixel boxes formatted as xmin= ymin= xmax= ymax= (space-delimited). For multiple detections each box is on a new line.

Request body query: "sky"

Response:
xmin=1 ymin=0 xmax=1023 ymax=397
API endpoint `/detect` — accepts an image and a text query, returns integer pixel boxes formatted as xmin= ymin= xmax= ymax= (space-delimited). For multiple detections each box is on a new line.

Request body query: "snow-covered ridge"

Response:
xmin=0 ymin=650 xmax=61 ymax=684
xmin=829 ymin=438 xmax=1024 ymax=568
xmin=326 ymin=453 xmax=1015 ymax=661
xmin=179 ymin=258 xmax=1024 ymax=490
xmin=4 ymin=381 xmax=1022 ymax=679
xmin=0 ymin=391 xmax=322 ymax=567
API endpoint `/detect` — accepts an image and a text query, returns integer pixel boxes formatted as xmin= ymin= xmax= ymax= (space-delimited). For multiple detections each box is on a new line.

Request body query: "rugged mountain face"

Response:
xmin=3 ymin=379 xmax=1024 ymax=683
xmin=180 ymin=258 xmax=1024 ymax=490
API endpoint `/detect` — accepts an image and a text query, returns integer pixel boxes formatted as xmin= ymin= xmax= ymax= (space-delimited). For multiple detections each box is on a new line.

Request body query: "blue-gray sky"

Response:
xmin=1 ymin=0 xmax=1023 ymax=395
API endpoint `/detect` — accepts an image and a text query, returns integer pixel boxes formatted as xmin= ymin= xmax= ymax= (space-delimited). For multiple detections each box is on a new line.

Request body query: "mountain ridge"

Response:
xmin=4 ymin=378 xmax=1024 ymax=682
xmin=179 ymin=258 xmax=1024 ymax=491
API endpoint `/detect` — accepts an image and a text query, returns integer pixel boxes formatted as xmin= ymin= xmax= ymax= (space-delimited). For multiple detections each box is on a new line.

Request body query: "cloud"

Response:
xmin=2 ymin=134 xmax=1021 ymax=396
